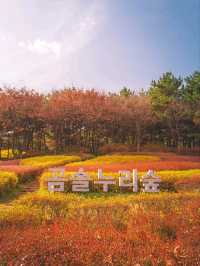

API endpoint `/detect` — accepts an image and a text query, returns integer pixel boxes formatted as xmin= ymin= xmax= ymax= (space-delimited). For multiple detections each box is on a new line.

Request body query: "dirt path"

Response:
xmin=0 ymin=179 xmax=40 ymax=209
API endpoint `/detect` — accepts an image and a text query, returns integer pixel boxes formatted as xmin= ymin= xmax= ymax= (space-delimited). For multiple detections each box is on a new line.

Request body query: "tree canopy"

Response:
xmin=0 ymin=71 xmax=199 ymax=157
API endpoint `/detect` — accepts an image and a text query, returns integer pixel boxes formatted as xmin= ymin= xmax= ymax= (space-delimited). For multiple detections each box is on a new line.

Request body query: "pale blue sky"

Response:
xmin=0 ymin=0 xmax=199 ymax=92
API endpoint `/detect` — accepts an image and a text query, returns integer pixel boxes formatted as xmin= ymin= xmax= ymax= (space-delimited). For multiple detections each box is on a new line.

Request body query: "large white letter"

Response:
xmin=94 ymin=180 xmax=116 ymax=192
xmin=133 ymin=169 xmax=138 ymax=192
xmin=142 ymin=170 xmax=160 ymax=192
xmin=48 ymin=181 xmax=65 ymax=192
xmin=47 ymin=167 xmax=65 ymax=192
xmin=95 ymin=169 xmax=116 ymax=192
xmin=72 ymin=168 xmax=90 ymax=192
xmin=119 ymin=171 xmax=132 ymax=187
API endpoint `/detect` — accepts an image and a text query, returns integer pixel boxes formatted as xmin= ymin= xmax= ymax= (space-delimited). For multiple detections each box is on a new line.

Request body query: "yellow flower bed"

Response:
xmin=21 ymin=155 xmax=81 ymax=168
xmin=158 ymin=169 xmax=200 ymax=183
xmin=2 ymin=190 xmax=198 ymax=227
xmin=67 ymin=154 xmax=160 ymax=167
xmin=0 ymin=171 xmax=18 ymax=196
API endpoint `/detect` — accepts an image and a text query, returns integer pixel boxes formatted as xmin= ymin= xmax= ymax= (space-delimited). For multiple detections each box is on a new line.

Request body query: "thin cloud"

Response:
xmin=18 ymin=39 xmax=61 ymax=57
xmin=0 ymin=34 xmax=7 ymax=41
xmin=64 ymin=6 xmax=101 ymax=55
xmin=0 ymin=0 xmax=107 ymax=90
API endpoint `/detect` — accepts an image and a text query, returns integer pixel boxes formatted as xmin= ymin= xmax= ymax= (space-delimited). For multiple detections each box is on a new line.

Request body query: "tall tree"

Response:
xmin=183 ymin=71 xmax=200 ymax=124
xmin=119 ymin=87 xmax=134 ymax=97
xmin=149 ymin=72 xmax=185 ymax=150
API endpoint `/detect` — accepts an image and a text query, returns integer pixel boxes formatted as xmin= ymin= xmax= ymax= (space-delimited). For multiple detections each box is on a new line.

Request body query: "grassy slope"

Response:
xmin=20 ymin=155 xmax=82 ymax=168
xmin=0 ymin=171 xmax=18 ymax=197
xmin=0 ymin=153 xmax=200 ymax=265
xmin=0 ymin=155 xmax=83 ymax=198
xmin=65 ymin=154 xmax=200 ymax=171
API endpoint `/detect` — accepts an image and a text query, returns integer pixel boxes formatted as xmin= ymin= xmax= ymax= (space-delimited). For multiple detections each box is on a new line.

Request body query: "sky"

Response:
xmin=0 ymin=0 xmax=199 ymax=93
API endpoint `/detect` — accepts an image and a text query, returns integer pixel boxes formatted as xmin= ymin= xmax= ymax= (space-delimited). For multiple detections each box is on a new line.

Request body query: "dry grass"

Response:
xmin=21 ymin=155 xmax=82 ymax=168
xmin=0 ymin=192 xmax=200 ymax=265
xmin=0 ymin=171 xmax=18 ymax=196
xmin=65 ymin=153 xmax=200 ymax=172
xmin=0 ymin=152 xmax=200 ymax=264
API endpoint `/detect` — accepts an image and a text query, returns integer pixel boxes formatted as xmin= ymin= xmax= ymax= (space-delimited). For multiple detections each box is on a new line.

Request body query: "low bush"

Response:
xmin=0 ymin=171 xmax=18 ymax=197
xmin=0 ymin=155 xmax=84 ymax=197
xmin=0 ymin=165 xmax=42 ymax=198
xmin=0 ymin=165 xmax=42 ymax=183
xmin=0 ymin=205 xmax=43 ymax=228
xmin=159 ymin=169 xmax=200 ymax=185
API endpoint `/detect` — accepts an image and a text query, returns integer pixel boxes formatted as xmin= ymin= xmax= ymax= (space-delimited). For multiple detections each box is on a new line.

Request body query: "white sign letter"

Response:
xmin=72 ymin=168 xmax=90 ymax=192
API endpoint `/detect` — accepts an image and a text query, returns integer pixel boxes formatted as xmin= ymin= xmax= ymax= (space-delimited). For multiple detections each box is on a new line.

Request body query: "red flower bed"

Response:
xmin=0 ymin=165 xmax=42 ymax=182
xmin=66 ymin=161 xmax=200 ymax=172
xmin=0 ymin=159 xmax=20 ymax=166
xmin=160 ymin=155 xmax=200 ymax=162
xmin=175 ymin=175 xmax=200 ymax=191
xmin=0 ymin=198 xmax=200 ymax=265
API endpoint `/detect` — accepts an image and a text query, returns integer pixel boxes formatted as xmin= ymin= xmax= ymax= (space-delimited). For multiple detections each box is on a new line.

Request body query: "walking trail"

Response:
xmin=0 ymin=179 xmax=40 ymax=210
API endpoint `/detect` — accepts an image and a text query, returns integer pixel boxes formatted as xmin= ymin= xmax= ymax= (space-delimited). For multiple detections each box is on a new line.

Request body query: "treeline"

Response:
xmin=0 ymin=71 xmax=200 ymax=157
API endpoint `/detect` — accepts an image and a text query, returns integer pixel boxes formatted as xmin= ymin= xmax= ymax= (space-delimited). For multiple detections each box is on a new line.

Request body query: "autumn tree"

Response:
xmin=0 ymin=70 xmax=199 ymax=157
xmin=124 ymin=94 xmax=154 ymax=151
xmin=0 ymin=88 xmax=46 ymax=157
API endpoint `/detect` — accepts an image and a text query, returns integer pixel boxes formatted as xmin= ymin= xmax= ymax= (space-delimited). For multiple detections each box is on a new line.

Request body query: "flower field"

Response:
xmin=21 ymin=155 xmax=82 ymax=168
xmin=0 ymin=153 xmax=200 ymax=265
xmin=0 ymin=192 xmax=200 ymax=265
xmin=0 ymin=171 xmax=18 ymax=197
xmin=66 ymin=154 xmax=200 ymax=172
xmin=0 ymin=155 xmax=85 ymax=198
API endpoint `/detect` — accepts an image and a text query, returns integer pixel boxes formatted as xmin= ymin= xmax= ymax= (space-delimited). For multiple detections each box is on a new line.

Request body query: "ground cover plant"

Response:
xmin=0 ymin=154 xmax=85 ymax=178
xmin=0 ymin=155 xmax=85 ymax=198
xmin=66 ymin=154 xmax=200 ymax=172
xmin=0 ymin=170 xmax=18 ymax=197
xmin=0 ymin=152 xmax=200 ymax=265
xmin=0 ymin=165 xmax=41 ymax=182
xmin=0 ymin=166 xmax=41 ymax=199
xmin=0 ymin=159 xmax=20 ymax=166
xmin=39 ymin=152 xmax=200 ymax=193
xmin=0 ymin=192 xmax=200 ymax=265
xmin=21 ymin=155 xmax=82 ymax=168
xmin=0 ymin=154 xmax=89 ymax=199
